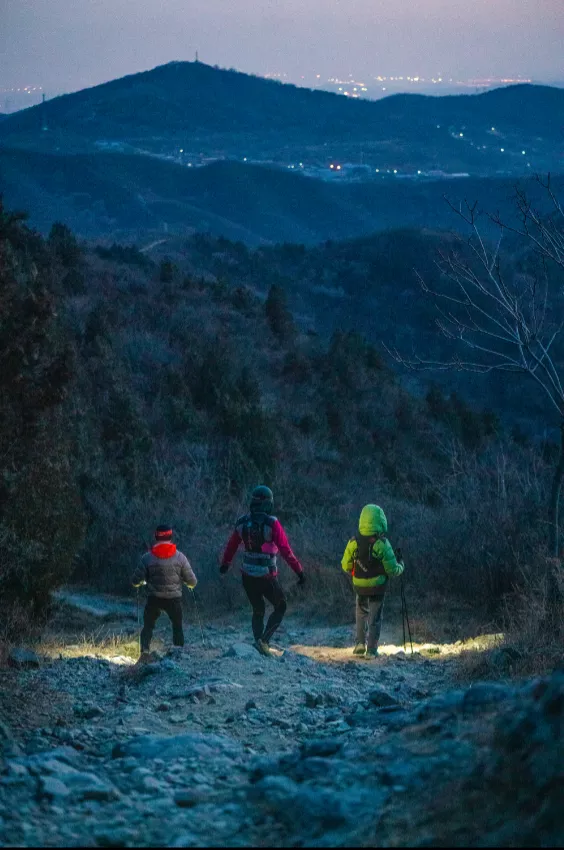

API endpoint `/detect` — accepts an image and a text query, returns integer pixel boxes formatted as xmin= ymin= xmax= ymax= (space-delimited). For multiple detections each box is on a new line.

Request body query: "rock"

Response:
xmin=156 ymin=702 xmax=172 ymax=712
xmin=93 ymin=828 xmax=137 ymax=847
xmin=245 ymin=699 xmax=257 ymax=710
xmin=174 ymin=789 xmax=207 ymax=808
xmin=170 ymin=679 xmax=243 ymax=700
xmin=463 ymin=683 xmax=513 ymax=712
xmin=113 ymin=732 xmax=243 ymax=762
xmin=65 ymin=771 xmax=119 ymax=801
xmin=8 ymin=648 xmax=40 ymax=669
xmin=169 ymin=833 xmax=200 ymax=848
xmin=141 ymin=775 xmax=163 ymax=793
xmin=249 ymin=774 xmax=300 ymax=806
xmin=74 ymin=704 xmax=104 ymax=720
xmin=304 ymin=691 xmax=324 ymax=709
xmin=301 ymin=739 xmax=343 ymax=758
xmin=368 ymin=688 xmax=400 ymax=708
xmin=3 ymin=762 xmax=28 ymax=779
xmin=224 ymin=642 xmax=258 ymax=660
xmin=39 ymin=775 xmax=71 ymax=800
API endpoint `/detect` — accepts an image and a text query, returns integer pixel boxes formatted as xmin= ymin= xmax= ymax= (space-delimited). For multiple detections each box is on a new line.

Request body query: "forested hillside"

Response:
xmin=1 ymin=201 xmax=561 ymax=674
xmin=1 ymin=62 xmax=562 ymax=177
xmin=3 ymin=149 xmax=563 ymax=244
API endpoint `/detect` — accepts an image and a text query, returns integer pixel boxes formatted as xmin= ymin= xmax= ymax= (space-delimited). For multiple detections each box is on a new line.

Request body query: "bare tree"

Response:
xmin=386 ymin=177 xmax=564 ymax=556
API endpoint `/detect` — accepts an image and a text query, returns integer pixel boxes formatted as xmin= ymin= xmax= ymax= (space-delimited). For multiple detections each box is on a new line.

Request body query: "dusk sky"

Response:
xmin=2 ymin=0 xmax=564 ymax=93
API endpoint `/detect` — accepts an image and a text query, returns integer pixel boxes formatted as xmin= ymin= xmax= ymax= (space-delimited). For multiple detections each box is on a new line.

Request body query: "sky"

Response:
xmin=1 ymin=0 xmax=564 ymax=94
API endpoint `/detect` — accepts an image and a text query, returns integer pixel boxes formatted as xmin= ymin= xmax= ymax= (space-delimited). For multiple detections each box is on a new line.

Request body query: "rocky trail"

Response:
xmin=0 ymin=591 xmax=562 ymax=847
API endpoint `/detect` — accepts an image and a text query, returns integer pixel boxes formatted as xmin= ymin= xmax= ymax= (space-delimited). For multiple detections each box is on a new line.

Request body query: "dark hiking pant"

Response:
xmin=241 ymin=573 xmax=287 ymax=644
xmin=140 ymin=595 xmax=184 ymax=652
xmin=355 ymin=593 xmax=385 ymax=650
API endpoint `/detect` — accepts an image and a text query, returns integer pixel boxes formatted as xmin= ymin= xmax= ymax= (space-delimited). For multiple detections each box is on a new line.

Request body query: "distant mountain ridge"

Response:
xmin=0 ymin=62 xmax=562 ymax=176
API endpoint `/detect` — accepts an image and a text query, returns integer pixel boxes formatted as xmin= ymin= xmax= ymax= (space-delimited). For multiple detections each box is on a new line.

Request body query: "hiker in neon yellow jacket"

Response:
xmin=342 ymin=504 xmax=404 ymax=659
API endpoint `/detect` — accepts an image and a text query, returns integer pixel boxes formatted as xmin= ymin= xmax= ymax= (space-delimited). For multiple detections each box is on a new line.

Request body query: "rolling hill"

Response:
xmin=0 ymin=62 xmax=562 ymax=176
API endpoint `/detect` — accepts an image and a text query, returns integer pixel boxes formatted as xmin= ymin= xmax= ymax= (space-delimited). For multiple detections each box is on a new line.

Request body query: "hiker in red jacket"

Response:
xmin=220 ymin=486 xmax=305 ymax=656
xmin=132 ymin=525 xmax=197 ymax=653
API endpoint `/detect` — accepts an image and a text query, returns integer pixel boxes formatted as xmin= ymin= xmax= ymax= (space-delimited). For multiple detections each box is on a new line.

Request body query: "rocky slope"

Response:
xmin=0 ymin=595 xmax=562 ymax=847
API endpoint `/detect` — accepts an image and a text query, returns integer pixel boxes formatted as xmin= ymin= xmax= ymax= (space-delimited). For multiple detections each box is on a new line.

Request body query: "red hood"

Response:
xmin=151 ymin=542 xmax=177 ymax=559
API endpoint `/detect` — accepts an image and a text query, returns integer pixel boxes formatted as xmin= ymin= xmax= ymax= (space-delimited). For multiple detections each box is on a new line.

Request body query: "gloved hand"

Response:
xmin=219 ymin=563 xmax=230 ymax=575
xmin=297 ymin=573 xmax=306 ymax=587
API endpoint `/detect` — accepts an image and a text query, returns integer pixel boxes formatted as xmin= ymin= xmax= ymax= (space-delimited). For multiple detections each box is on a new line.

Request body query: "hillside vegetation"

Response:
xmin=1 ymin=147 xmax=563 ymax=245
xmin=1 ymin=201 xmax=562 ymax=677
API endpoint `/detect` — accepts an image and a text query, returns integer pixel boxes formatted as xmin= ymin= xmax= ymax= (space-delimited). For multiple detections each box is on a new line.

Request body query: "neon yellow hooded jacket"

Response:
xmin=341 ymin=504 xmax=403 ymax=591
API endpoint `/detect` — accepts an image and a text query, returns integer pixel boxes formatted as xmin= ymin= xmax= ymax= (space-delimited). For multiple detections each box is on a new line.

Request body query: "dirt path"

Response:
xmin=0 ymin=592 xmax=560 ymax=847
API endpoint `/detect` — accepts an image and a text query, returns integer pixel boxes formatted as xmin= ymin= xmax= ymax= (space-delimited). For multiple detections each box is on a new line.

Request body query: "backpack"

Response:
xmin=353 ymin=533 xmax=387 ymax=580
xmin=240 ymin=512 xmax=274 ymax=552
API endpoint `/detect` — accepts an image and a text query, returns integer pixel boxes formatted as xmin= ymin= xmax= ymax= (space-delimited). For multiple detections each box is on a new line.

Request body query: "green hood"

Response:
xmin=358 ymin=504 xmax=387 ymax=536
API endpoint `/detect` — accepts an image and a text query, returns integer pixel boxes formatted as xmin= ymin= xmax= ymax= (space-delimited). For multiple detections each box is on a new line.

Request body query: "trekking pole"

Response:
xmin=189 ymin=588 xmax=207 ymax=649
xmin=400 ymin=576 xmax=414 ymax=654
xmin=136 ymin=587 xmax=141 ymax=655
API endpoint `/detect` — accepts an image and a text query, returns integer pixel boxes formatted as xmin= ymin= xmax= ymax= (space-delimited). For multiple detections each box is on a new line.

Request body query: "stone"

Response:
xmin=156 ymin=702 xmax=172 ymax=712
xmin=368 ymin=688 xmax=400 ymax=708
xmin=174 ymin=789 xmax=206 ymax=808
xmin=113 ymin=732 xmax=243 ymax=762
xmin=301 ymin=739 xmax=343 ymax=758
xmin=249 ymin=774 xmax=300 ymax=806
xmin=62 ymin=771 xmax=119 ymax=801
xmin=39 ymin=776 xmax=71 ymax=800
xmin=4 ymin=762 xmax=29 ymax=779
xmin=8 ymin=648 xmax=40 ymax=669
xmin=141 ymin=775 xmax=163 ymax=793
xmin=169 ymin=833 xmax=200 ymax=848
xmin=463 ymin=683 xmax=513 ymax=712
xmin=224 ymin=642 xmax=258 ymax=660
xmin=305 ymin=691 xmax=323 ymax=709
xmin=245 ymin=699 xmax=257 ymax=710
xmin=93 ymin=828 xmax=137 ymax=847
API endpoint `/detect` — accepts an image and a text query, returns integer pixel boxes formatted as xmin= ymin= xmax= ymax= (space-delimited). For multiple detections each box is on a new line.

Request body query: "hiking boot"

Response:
xmin=364 ymin=647 xmax=379 ymax=659
xmin=254 ymin=639 xmax=272 ymax=657
xmin=137 ymin=650 xmax=153 ymax=664
xmin=353 ymin=643 xmax=366 ymax=656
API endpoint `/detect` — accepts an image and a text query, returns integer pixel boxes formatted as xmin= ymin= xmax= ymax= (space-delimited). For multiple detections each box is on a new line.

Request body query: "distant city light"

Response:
xmin=500 ymin=148 xmax=505 ymax=152
xmin=459 ymin=133 xmax=464 ymax=137
xmin=179 ymin=149 xmax=184 ymax=153
xmin=393 ymin=169 xmax=398 ymax=174
xmin=522 ymin=150 xmax=526 ymax=155
xmin=375 ymin=168 xmax=380 ymax=172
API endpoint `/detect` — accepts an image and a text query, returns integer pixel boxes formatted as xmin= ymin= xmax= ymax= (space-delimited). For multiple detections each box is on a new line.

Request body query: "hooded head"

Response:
xmin=250 ymin=485 xmax=274 ymax=515
xmin=155 ymin=524 xmax=173 ymax=542
xmin=358 ymin=504 xmax=387 ymax=537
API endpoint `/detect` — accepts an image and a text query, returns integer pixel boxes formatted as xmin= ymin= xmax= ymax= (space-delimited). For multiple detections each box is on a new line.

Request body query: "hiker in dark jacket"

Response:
xmin=341 ymin=504 xmax=404 ymax=658
xmin=131 ymin=525 xmax=197 ymax=653
xmin=220 ymin=485 xmax=305 ymax=656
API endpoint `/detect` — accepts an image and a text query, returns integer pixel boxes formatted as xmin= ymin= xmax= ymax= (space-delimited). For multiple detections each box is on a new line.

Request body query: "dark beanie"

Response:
xmin=155 ymin=524 xmax=173 ymax=540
